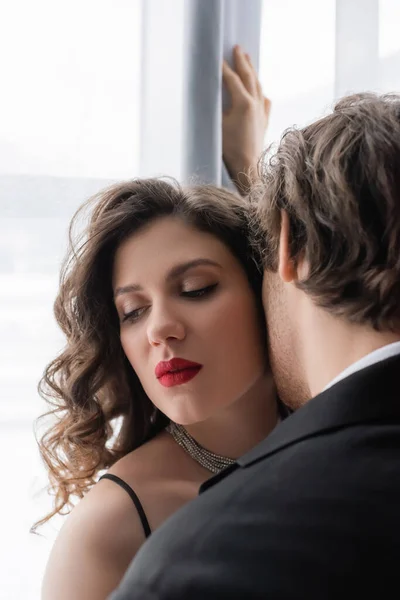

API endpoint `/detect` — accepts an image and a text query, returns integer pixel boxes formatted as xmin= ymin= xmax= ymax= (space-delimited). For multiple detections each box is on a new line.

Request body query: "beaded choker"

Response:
xmin=166 ymin=422 xmax=236 ymax=474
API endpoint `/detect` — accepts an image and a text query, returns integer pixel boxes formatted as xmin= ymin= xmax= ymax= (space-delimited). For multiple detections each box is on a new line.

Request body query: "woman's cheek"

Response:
xmin=201 ymin=295 xmax=242 ymax=336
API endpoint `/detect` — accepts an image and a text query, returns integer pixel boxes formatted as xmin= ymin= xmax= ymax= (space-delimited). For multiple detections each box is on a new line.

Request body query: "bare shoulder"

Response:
xmin=41 ymin=473 xmax=146 ymax=600
xmin=109 ymin=430 xmax=208 ymax=530
xmin=42 ymin=431 xmax=207 ymax=600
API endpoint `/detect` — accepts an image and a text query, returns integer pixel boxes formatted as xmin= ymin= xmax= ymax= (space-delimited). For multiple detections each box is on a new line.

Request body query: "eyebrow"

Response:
xmin=114 ymin=258 xmax=222 ymax=298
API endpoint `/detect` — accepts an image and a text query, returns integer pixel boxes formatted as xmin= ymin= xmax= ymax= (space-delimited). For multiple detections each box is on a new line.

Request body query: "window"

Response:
xmin=259 ymin=0 xmax=400 ymax=150
xmin=0 ymin=1 xmax=142 ymax=598
xmin=379 ymin=0 xmax=400 ymax=90
xmin=259 ymin=0 xmax=336 ymax=147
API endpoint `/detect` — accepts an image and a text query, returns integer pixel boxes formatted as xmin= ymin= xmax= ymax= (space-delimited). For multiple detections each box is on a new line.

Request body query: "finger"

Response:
xmin=222 ymin=60 xmax=251 ymax=109
xmin=256 ymin=78 xmax=263 ymax=99
xmin=245 ymin=51 xmax=256 ymax=71
xmin=245 ymin=52 xmax=264 ymax=99
xmin=233 ymin=45 xmax=257 ymax=97
xmin=264 ymin=96 xmax=272 ymax=120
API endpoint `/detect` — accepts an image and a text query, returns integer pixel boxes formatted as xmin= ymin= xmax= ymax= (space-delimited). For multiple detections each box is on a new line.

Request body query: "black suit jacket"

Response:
xmin=110 ymin=355 xmax=400 ymax=599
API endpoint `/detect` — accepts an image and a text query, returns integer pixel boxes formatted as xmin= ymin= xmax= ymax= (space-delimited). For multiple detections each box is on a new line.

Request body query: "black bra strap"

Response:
xmin=99 ymin=473 xmax=151 ymax=539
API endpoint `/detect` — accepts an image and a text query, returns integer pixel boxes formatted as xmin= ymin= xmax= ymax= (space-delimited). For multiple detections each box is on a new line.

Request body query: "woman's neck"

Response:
xmin=184 ymin=371 xmax=278 ymax=459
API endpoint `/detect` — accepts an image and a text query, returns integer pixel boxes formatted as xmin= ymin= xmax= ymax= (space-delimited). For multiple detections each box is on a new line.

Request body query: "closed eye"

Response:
xmin=181 ymin=283 xmax=218 ymax=299
xmin=121 ymin=284 xmax=218 ymax=322
xmin=121 ymin=306 xmax=148 ymax=323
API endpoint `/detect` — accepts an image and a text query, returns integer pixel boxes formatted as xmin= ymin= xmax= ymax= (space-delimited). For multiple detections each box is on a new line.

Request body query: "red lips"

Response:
xmin=155 ymin=358 xmax=203 ymax=388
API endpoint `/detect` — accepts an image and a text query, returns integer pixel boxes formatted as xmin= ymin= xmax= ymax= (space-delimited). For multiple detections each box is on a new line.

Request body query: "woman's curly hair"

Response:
xmin=32 ymin=178 xmax=263 ymax=532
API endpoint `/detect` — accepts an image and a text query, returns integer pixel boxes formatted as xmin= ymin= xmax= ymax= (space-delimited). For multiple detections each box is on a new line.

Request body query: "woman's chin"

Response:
xmin=165 ymin=407 xmax=210 ymax=427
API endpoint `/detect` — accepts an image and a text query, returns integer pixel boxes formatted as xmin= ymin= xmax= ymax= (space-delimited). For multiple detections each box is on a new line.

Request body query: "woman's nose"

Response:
xmin=147 ymin=304 xmax=186 ymax=347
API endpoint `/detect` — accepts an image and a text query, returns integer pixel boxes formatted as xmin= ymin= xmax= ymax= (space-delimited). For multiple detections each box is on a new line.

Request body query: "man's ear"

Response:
xmin=278 ymin=210 xmax=297 ymax=283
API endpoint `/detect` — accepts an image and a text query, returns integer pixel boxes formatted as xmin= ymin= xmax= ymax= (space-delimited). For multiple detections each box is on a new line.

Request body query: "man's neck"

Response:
xmin=300 ymin=307 xmax=400 ymax=398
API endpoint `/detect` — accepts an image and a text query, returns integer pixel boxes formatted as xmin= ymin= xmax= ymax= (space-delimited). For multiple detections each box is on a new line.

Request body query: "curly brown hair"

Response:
xmin=251 ymin=92 xmax=400 ymax=331
xmin=32 ymin=178 xmax=263 ymax=532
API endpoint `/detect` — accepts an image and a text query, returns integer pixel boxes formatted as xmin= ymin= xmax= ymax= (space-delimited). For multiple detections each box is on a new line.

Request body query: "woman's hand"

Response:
xmin=222 ymin=45 xmax=271 ymax=193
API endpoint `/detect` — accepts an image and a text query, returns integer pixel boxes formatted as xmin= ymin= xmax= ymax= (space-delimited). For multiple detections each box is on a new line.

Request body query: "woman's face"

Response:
xmin=113 ymin=216 xmax=266 ymax=425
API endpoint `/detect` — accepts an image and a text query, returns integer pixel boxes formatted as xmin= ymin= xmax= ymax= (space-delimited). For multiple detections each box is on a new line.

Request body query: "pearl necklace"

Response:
xmin=166 ymin=422 xmax=236 ymax=474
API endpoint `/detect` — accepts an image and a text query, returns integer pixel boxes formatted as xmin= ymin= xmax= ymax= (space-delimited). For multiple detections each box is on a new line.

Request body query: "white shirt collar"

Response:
xmin=324 ymin=341 xmax=400 ymax=391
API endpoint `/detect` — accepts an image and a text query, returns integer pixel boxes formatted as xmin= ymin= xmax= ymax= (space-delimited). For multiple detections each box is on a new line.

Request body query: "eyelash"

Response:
xmin=121 ymin=284 xmax=218 ymax=323
xmin=121 ymin=306 xmax=146 ymax=323
xmin=181 ymin=283 xmax=218 ymax=298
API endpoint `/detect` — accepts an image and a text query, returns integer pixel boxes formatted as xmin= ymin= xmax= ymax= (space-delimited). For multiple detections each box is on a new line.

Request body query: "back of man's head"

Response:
xmin=254 ymin=92 xmax=400 ymax=333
